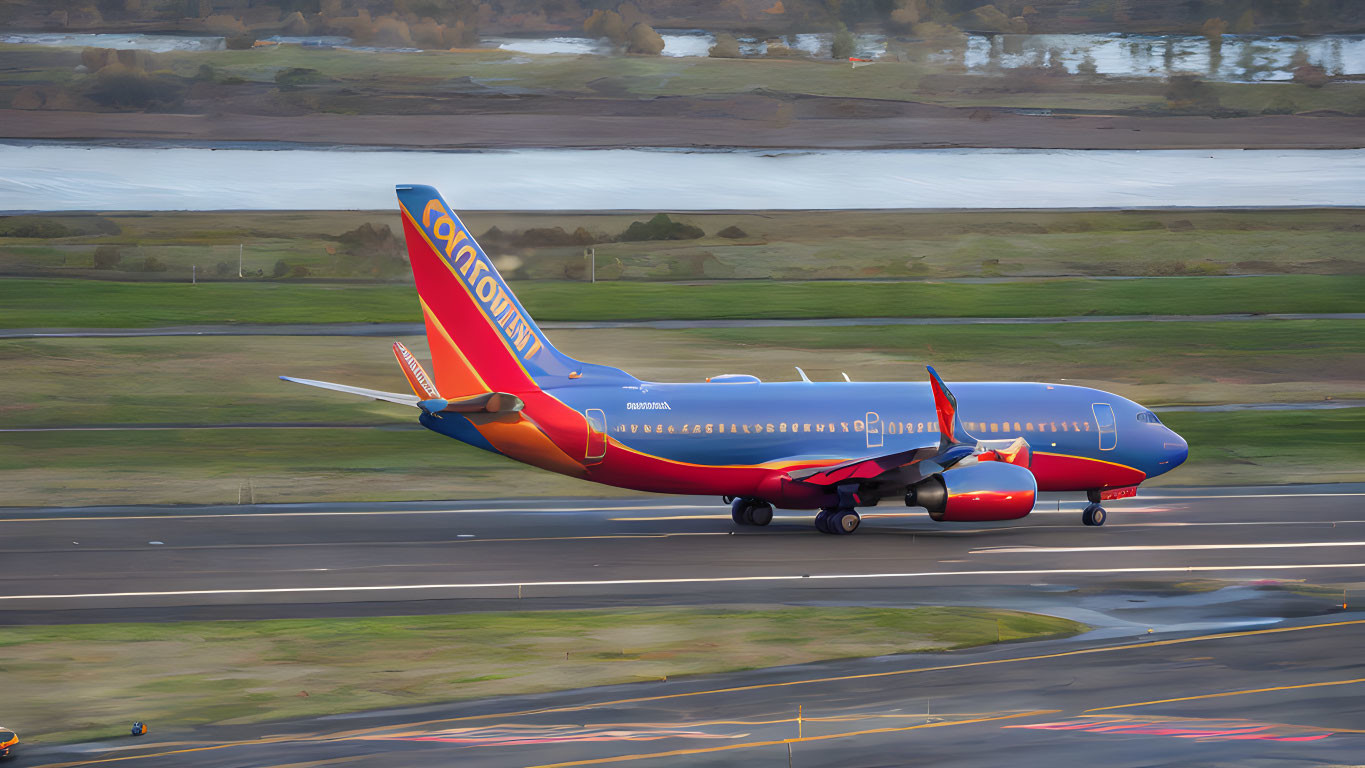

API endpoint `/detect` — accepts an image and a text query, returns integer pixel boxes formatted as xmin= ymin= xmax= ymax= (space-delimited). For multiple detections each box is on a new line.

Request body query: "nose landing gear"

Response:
xmin=730 ymin=497 xmax=774 ymax=526
xmin=1082 ymin=489 xmax=1107 ymax=526
xmin=1081 ymin=503 xmax=1107 ymax=526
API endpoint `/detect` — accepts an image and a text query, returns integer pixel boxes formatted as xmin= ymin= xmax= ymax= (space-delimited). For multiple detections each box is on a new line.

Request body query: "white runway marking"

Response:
xmin=0 ymin=504 xmax=711 ymax=524
xmin=974 ymin=542 xmax=1365 ymax=554
xmin=4 ymin=563 xmax=1365 ymax=602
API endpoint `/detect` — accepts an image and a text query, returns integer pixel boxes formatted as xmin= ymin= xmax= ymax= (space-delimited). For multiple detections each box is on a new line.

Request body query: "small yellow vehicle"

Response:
xmin=0 ymin=726 xmax=17 ymax=759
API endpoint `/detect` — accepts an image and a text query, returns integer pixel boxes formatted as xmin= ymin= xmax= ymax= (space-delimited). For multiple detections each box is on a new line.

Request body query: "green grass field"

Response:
xmin=0 ymin=606 xmax=1086 ymax=744
xmin=3 ymin=275 xmax=1364 ymax=328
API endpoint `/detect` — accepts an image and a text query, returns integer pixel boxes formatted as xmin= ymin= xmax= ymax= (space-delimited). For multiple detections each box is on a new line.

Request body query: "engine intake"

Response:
xmin=906 ymin=462 xmax=1037 ymax=522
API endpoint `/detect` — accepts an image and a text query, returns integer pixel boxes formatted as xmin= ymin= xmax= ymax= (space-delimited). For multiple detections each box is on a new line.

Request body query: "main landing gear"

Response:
xmin=729 ymin=497 xmax=774 ymax=527
xmin=1082 ymin=489 xmax=1107 ymax=527
xmin=814 ymin=507 xmax=860 ymax=535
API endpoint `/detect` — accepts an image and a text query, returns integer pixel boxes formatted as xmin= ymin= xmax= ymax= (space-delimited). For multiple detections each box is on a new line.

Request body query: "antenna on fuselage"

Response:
xmin=795 ymin=367 xmax=812 ymax=383
xmin=841 ymin=372 xmax=851 ymax=382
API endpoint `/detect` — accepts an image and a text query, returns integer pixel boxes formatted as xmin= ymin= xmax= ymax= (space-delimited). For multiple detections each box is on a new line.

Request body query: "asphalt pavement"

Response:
xmin=5 ymin=485 xmax=1365 ymax=767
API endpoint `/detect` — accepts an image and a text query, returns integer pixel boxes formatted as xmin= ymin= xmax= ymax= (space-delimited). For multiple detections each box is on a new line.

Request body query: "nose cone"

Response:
xmin=1160 ymin=430 xmax=1188 ymax=475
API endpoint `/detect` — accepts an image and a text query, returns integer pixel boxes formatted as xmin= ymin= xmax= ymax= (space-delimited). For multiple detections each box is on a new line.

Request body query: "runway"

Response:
xmin=6 ymin=486 xmax=1365 ymax=766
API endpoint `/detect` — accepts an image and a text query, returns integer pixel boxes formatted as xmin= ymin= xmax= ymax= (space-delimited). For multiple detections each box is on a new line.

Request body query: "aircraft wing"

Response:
xmin=788 ymin=445 xmax=944 ymax=487
xmin=788 ymin=367 xmax=1018 ymax=495
xmin=279 ymin=376 xmax=421 ymax=407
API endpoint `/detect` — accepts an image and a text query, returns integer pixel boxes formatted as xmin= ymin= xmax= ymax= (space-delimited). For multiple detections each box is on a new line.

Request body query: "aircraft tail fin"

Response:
xmin=395 ymin=184 xmax=630 ymax=395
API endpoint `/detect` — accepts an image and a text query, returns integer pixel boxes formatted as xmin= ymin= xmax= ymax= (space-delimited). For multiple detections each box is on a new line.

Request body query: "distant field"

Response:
xmin=0 ymin=606 xmax=1085 ymax=744
xmin=3 ymin=275 xmax=1365 ymax=328
xmin=4 ymin=42 xmax=1361 ymax=117
xmin=2 ymin=208 xmax=1361 ymax=283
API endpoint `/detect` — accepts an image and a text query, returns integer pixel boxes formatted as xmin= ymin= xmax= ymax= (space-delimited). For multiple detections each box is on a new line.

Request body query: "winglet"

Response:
xmin=393 ymin=341 xmax=441 ymax=399
xmin=927 ymin=365 xmax=960 ymax=447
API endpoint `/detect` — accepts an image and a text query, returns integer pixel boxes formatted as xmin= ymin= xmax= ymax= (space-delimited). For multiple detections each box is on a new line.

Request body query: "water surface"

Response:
xmin=2 ymin=144 xmax=1361 ymax=211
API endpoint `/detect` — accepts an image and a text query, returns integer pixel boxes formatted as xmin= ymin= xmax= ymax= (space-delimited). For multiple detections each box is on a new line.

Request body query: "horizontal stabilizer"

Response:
xmin=278 ymin=376 xmax=420 ymax=407
xmin=419 ymin=392 xmax=524 ymax=415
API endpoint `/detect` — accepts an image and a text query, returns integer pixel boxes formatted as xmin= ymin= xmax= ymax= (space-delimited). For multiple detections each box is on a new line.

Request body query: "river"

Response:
xmin=2 ymin=144 xmax=1362 ymax=211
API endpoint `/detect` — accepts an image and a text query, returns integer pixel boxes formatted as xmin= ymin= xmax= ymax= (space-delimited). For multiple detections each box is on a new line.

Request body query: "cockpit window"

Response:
xmin=1136 ymin=411 xmax=1162 ymax=424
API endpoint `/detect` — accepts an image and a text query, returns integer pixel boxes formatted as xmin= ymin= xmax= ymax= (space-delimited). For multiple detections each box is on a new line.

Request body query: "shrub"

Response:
xmin=92 ymin=245 xmax=123 ymax=269
xmin=626 ymin=22 xmax=664 ymax=55
xmin=584 ymin=10 xmax=627 ymax=44
xmin=717 ymin=225 xmax=748 ymax=238
xmin=621 ymin=214 xmax=704 ymax=241
xmin=0 ymin=216 xmax=71 ymax=238
xmin=85 ymin=70 xmax=185 ymax=110
xmin=141 ymin=255 xmax=168 ymax=272
xmin=1164 ymin=75 xmax=1218 ymax=111
xmin=831 ymin=23 xmax=854 ymax=60
xmin=1293 ymin=63 xmax=1329 ymax=88
xmin=337 ymin=222 xmax=405 ymax=261
xmin=275 ymin=67 xmax=326 ymax=88
xmin=273 ymin=259 xmax=290 ymax=277
xmin=214 ymin=261 xmax=233 ymax=276
xmin=709 ymin=33 xmax=741 ymax=58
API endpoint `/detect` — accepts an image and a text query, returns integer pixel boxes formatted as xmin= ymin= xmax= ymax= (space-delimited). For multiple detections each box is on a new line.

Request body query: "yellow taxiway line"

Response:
xmin=1086 ymin=677 xmax=1365 ymax=713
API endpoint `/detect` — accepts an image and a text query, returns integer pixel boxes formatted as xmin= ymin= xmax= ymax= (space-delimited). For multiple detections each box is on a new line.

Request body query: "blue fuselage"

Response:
xmin=544 ymin=379 xmax=1187 ymax=490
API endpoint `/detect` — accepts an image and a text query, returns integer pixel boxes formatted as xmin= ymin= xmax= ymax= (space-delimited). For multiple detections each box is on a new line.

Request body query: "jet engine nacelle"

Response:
xmin=905 ymin=462 xmax=1037 ymax=522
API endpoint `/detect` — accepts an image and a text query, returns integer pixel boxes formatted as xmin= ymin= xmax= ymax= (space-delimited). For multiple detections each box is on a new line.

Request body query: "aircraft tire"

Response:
xmin=1082 ymin=504 xmax=1107 ymax=527
xmin=748 ymin=503 xmax=774 ymax=527
xmin=813 ymin=509 xmax=833 ymax=534
xmin=830 ymin=510 xmax=860 ymax=535
xmin=731 ymin=498 xmax=752 ymax=525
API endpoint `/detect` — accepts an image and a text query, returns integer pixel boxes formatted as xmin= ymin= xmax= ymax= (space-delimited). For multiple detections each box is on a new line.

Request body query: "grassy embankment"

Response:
xmin=3 ymin=209 xmax=1361 ymax=284
xmin=2 ymin=607 xmax=1086 ymax=744
xmin=1 ymin=321 xmax=1361 ymax=505
xmin=3 ymin=275 xmax=1365 ymax=328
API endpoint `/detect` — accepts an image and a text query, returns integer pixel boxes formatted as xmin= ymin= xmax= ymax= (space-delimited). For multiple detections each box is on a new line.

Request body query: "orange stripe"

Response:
xmin=419 ymin=298 xmax=490 ymax=397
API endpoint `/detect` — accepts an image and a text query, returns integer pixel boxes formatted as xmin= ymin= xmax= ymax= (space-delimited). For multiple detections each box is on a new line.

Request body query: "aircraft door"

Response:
xmin=584 ymin=408 xmax=607 ymax=464
xmin=865 ymin=411 xmax=883 ymax=449
xmin=1092 ymin=403 xmax=1117 ymax=451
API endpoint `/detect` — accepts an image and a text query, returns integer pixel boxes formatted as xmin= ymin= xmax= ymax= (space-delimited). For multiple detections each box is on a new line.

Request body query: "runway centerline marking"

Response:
xmin=7 ymin=563 xmax=1365 ymax=602
xmin=1086 ymin=677 xmax=1365 ymax=713
xmin=974 ymin=542 xmax=1365 ymax=554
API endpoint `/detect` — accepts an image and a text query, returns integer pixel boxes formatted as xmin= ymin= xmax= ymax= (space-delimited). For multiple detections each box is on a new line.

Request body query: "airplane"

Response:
xmin=282 ymin=184 xmax=1188 ymax=533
